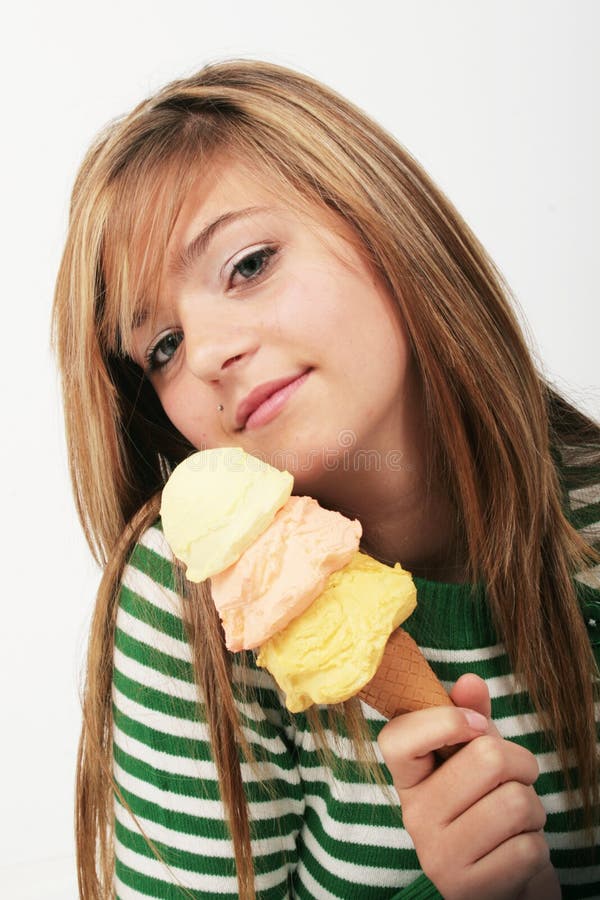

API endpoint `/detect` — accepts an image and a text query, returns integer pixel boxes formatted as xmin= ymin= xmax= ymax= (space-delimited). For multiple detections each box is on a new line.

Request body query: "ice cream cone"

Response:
xmin=357 ymin=627 xmax=452 ymax=719
xmin=160 ymin=449 xmax=453 ymax=720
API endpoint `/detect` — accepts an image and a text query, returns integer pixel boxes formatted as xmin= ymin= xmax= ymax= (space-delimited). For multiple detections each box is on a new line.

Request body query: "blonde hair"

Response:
xmin=52 ymin=59 xmax=600 ymax=898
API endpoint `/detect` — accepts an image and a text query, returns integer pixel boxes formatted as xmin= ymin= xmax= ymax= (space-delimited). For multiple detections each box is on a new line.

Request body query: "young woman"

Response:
xmin=52 ymin=59 xmax=600 ymax=898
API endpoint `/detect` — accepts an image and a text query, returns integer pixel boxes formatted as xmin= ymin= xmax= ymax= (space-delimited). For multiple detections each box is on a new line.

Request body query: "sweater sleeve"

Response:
xmin=387 ymin=876 xmax=443 ymax=899
xmin=111 ymin=521 xmax=304 ymax=899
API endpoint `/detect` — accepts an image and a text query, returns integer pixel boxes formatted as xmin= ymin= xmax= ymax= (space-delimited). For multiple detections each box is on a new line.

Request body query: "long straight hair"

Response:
xmin=52 ymin=59 xmax=600 ymax=898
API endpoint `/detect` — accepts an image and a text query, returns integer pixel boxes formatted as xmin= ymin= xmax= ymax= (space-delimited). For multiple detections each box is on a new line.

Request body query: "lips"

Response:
xmin=234 ymin=369 xmax=312 ymax=431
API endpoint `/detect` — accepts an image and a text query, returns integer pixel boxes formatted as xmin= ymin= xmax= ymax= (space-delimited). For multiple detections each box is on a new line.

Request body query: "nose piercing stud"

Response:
xmin=217 ymin=404 xmax=224 ymax=411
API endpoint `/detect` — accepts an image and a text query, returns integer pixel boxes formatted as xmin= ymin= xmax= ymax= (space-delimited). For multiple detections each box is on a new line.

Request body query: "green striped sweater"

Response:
xmin=112 ymin=445 xmax=600 ymax=898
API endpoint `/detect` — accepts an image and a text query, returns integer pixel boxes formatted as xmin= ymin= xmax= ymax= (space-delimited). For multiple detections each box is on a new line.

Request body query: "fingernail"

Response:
xmin=461 ymin=709 xmax=488 ymax=732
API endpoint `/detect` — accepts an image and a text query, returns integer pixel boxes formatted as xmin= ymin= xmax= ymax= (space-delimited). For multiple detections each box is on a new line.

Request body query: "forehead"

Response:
xmin=162 ymin=156 xmax=361 ymax=283
xmin=166 ymin=156 xmax=333 ymax=261
xmin=175 ymin=156 xmax=280 ymax=224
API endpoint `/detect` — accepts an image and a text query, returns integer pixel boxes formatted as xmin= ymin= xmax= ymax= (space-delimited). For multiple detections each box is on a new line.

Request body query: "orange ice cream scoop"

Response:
xmin=210 ymin=495 xmax=362 ymax=651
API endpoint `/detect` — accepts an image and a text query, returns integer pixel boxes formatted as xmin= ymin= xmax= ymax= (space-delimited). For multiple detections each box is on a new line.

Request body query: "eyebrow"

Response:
xmin=132 ymin=204 xmax=273 ymax=331
xmin=172 ymin=204 xmax=273 ymax=278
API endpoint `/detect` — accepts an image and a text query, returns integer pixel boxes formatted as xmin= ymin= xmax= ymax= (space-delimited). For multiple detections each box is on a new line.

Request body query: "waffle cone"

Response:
xmin=358 ymin=627 xmax=452 ymax=718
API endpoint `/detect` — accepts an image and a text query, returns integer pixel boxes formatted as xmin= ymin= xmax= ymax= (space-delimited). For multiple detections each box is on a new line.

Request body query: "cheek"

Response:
xmin=159 ymin=382 xmax=185 ymax=425
xmin=321 ymin=270 xmax=407 ymax=366
xmin=286 ymin=266 xmax=356 ymax=345
xmin=158 ymin=381 xmax=216 ymax=445
xmin=379 ymin=314 xmax=410 ymax=372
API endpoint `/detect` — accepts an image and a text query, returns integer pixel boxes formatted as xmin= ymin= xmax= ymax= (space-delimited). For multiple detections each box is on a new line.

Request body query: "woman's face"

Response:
xmin=130 ymin=156 xmax=421 ymax=493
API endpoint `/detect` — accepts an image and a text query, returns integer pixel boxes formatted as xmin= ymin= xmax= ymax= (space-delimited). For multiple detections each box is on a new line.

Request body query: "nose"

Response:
xmin=184 ymin=324 xmax=259 ymax=383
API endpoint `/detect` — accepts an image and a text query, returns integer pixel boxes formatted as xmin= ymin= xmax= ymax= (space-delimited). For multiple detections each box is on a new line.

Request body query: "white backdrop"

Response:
xmin=1 ymin=1 xmax=598 ymax=897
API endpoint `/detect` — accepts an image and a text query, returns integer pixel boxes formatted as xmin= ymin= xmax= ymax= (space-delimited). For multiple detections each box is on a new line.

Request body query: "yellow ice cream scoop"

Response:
xmin=256 ymin=551 xmax=417 ymax=713
xmin=160 ymin=447 xmax=293 ymax=582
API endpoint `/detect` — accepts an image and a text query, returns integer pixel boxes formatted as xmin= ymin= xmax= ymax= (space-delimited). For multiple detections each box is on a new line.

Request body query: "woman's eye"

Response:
xmin=145 ymin=331 xmax=183 ymax=373
xmin=230 ymin=246 xmax=277 ymax=287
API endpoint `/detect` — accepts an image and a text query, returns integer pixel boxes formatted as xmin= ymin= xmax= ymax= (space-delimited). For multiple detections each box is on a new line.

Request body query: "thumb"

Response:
xmin=435 ymin=673 xmax=501 ymax=760
xmin=449 ymin=673 xmax=503 ymax=740
xmin=450 ymin=673 xmax=492 ymax=718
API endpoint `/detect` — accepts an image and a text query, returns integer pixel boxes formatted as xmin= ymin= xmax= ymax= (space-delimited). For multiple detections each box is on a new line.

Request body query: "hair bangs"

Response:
xmin=99 ymin=148 xmax=206 ymax=360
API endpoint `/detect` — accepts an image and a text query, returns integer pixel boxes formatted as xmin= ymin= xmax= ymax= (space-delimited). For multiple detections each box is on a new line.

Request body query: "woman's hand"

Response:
xmin=377 ymin=674 xmax=559 ymax=900
xmin=516 ymin=861 xmax=561 ymax=900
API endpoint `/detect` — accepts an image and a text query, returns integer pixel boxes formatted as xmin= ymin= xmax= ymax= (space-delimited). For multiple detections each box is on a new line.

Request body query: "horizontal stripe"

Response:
xmin=116 ymin=817 xmax=296 ymax=885
xmin=116 ymin=607 xmax=192 ymax=664
xmin=579 ymin=520 xmax=600 ymax=545
xmin=113 ymin=742 xmax=301 ymax=810
xmin=115 ymin=858 xmax=236 ymax=900
xmin=138 ymin=525 xmax=173 ymax=561
xmin=439 ymin=673 xmax=522 ymax=701
xmin=491 ymin=708 xmax=545 ymax=739
xmin=559 ymin=444 xmax=600 ymax=467
xmin=570 ymin=503 xmax=600 ymax=533
xmin=556 ymin=863 xmax=600 ymax=886
xmin=113 ymin=722 xmax=300 ymax=786
xmin=421 ymin=642 xmax=506 ymax=662
xmin=540 ymin=788 xmax=588 ymax=817
xmin=118 ymin=586 xmax=187 ymax=646
xmin=113 ymin=665 xmax=202 ymax=725
xmin=114 ymin=836 xmax=287 ymax=894
xmin=546 ymin=826 xmax=600 ymax=851
xmin=115 ymin=794 xmax=298 ymax=860
xmin=113 ymin=684 xmax=210 ymax=741
xmin=117 ymin=594 xmax=284 ymax=696
xmin=292 ymin=865 xmax=342 ymax=900
xmin=114 ymin=873 xmax=156 ymax=899
xmin=114 ymin=759 xmax=304 ymax=823
xmin=115 ymin=758 xmax=225 ymax=819
xmin=113 ymin=702 xmax=214 ymax=764
xmin=129 ymin=541 xmax=179 ymax=591
xmin=303 ymin=792 xmax=411 ymax=850
xmin=299 ymin=818 xmax=406 ymax=890
xmin=114 ymin=649 xmax=281 ymax=746
xmin=115 ymin=778 xmax=303 ymax=845
xmin=304 ymin=806 xmax=420 ymax=874
xmin=576 ymin=564 xmax=600 ymax=589
xmin=122 ymin=565 xmax=183 ymax=621
xmin=569 ymin=482 xmax=600 ymax=510
xmin=114 ymin=640 xmax=286 ymax=733
xmin=288 ymin=726 xmax=384 ymax=765
xmin=115 ymin=838 xmax=236 ymax=892
xmin=114 ymin=681 xmax=291 ymax=763
xmin=536 ymin=746 xmax=580 ymax=777
xmin=114 ymin=645 xmax=197 ymax=702
xmin=299 ymin=768 xmax=394 ymax=808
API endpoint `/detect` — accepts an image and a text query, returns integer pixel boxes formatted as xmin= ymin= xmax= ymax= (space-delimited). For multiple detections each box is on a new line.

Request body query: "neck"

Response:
xmin=315 ymin=471 xmax=468 ymax=584
xmin=291 ymin=365 xmax=469 ymax=583
xmin=297 ymin=397 xmax=469 ymax=584
xmin=358 ymin=491 xmax=469 ymax=583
